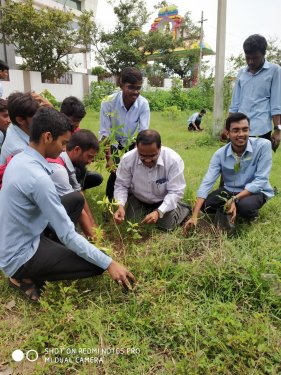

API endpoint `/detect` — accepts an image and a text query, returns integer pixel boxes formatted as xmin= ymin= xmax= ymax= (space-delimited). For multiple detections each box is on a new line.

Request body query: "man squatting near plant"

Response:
xmin=114 ymin=129 xmax=190 ymax=231
xmin=184 ymin=113 xmax=274 ymax=232
xmin=227 ymin=34 xmax=281 ymax=151
xmin=99 ymin=67 xmax=150 ymax=201
xmin=0 ymin=107 xmax=135 ymax=302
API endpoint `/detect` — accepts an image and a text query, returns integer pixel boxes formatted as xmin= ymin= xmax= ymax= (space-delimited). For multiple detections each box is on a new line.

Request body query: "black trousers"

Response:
xmin=12 ymin=235 xmax=104 ymax=285
xmin=203 ymin=187 xmax=266 ymax=220
xmin=106 ymin=143 xmax=135 ymax=201
xmin=75 ymin=165 xmax=103 ymax=191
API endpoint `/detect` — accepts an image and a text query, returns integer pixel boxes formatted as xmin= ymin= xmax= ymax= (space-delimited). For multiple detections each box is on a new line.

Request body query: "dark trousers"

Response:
xmin=75 ymin=165 xmax=103 ymax=191
xmin=106 ymin=143 xmax=135 ymax=201
xmin=12 ymin=235 xmax=104 ymax=285
xmin=203 ymin=187 xmax=266 ymax=220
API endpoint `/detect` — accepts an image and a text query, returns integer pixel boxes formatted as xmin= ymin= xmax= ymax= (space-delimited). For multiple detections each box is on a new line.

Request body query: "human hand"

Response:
xmin=141 ymin=210 xmax=159 ymax=224
xmin=183 ymin=217 xmax=198 ymax=234
xmin=107 ymin=260 xmax=136 ymax=290
xmin=271 ymin=131 xmax=280 ymax=152
xmin=106 ymin=159 xmax=116 ymax=173
xmin=220 ymin=127 xmax=228 ymax=142
xmin=31 ymin=92 xmax=53 ymax=108
xmin=226 ymin=201 xmax=237 ymax=224
xmin=114 ymin=206 xmax=125 ymax=224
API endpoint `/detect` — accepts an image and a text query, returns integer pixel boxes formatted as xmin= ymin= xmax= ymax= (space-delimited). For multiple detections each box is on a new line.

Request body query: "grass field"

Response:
xmin=1 ymin=110 xmax=281 ymax=375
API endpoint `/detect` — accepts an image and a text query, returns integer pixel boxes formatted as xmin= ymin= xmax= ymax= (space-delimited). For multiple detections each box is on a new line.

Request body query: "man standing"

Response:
xmin=114 ymin=130 xmax=190 ymax=231
xmin=184 ymin=113 xmax=274 ymax=232
xmin=99 ymin=67 xmax=150 ymax=201
xmin=188 ymin=109 xmax=206 ymax=131
xmin=229 ymin=34 xmax=281 ymax=151
xmin=0 ymin=107 xmax=135 ymax=302
xmin=49 ymin=129 xmax=101 ymax=240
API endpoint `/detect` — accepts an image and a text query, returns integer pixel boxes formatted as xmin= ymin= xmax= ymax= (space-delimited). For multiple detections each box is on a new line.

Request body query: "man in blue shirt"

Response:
xmin=0 ymin=107 xmax=135 ymax=302
xmin=99 ymin=67 xmax=150 ymax=201
xmin=188 ymin=109 xmax=206 ymax=131
xmin=229 ymin=34 xmax=281 ymax=151
xmin=184 ymin=113 xmax=274 ymax=232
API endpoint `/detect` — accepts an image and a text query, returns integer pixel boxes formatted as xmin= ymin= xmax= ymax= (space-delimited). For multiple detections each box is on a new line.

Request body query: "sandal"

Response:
xmin=8 ymin=278 xmax=41 ymax=303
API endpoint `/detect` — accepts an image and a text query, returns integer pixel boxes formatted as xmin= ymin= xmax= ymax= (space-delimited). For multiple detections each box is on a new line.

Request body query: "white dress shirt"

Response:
xmin=114 ymin=146 xmax=186 ymax=214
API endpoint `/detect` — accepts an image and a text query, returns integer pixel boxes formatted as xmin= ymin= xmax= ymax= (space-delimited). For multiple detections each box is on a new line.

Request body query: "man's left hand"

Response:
xmin=226 ymin=201 xmax=237 ymax=224
xmin=141 ymin=210 xmax=159 ymax=224
xmin=271 ymin=131 xmax=280 ymax=152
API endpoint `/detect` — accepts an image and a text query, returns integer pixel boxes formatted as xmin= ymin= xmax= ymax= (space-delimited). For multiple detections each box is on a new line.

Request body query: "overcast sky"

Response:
xmin=95 ymin=0 xmax=280 ymax=68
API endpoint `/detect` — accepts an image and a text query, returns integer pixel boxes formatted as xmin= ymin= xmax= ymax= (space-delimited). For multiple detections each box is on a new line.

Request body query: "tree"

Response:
xmin=0 ymin=0 xmax=96 ymax=80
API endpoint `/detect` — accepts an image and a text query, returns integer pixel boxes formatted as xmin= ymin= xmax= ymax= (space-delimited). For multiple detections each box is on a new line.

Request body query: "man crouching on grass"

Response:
xmin=0 ymin=107 xmax=135 ymax=303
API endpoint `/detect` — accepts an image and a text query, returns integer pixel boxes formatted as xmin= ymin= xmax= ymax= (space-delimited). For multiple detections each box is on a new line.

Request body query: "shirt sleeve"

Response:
xmin=190 ymin=113 xmax=198 ymax=123
xmin=50 ymin=164 xmax=75 ymax=195
xmin=270 ymin=66 xmax=281 ymax=116
xmin=229 ymin=70 xmax=242 ymax=113
xmin=99 ymin=100 xmax=112 ymax=139
xmin=196 ymin=151 xmax=222 ymax=199
xmin=114 ymin=157 xmax=133 ymax=206
xmin=244 ymin=140 xmax=272 ymax=194
xmin=138 ymin=101 xmax=150 ymax=132
xmin=157 ymin=158 xmax=186 ymax=214
xmin=33 ymin=176 xmax=112 ymax=270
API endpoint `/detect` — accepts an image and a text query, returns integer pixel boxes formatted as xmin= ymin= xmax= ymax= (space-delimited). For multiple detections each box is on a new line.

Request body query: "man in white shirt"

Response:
xmin=114 ymin=130 xmax=190 ymax=231
xmin=188 ymin=109 xmax=206 ymax=131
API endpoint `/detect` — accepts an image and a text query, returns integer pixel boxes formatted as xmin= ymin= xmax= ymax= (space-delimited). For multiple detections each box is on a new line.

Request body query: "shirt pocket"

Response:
xmin=152 ymin=181 xmax=167 ymax=197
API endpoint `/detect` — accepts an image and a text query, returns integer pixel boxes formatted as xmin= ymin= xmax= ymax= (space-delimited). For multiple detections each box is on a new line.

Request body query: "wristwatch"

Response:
xmin=157 ymin=209 xmax=164 ymax=219
xmin=274 ymin=125 xmax=281 ymax=131
xmin=234 ymin=196 xmax=239 ymax=204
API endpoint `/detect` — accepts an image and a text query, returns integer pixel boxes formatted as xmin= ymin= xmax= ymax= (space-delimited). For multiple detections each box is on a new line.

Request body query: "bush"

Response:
xmin=84 ymin=81 xmax=117 ymax=111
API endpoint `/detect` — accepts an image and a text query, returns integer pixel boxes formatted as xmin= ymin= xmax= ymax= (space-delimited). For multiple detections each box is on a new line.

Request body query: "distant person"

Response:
xmin=0 ymin=99 xmax=10 ymax=150
xmin=0 ymin=60 xmax=9 ymax=98
xmin=228 ymin=34 xmax=281 ymax=151
xmin=114 ymin=130 xmax=190 ymax=231
xmin=184 ymin=113 xmax=274 ymax=233
xmin=49 ymin=129 xmax=101 ymax=240
xmin=188 ymin=109 xmax=206 ymax=131
xmin=0 ymin=92 xmax=39 ymax=164
xmin=61 ymin=96 xmax=103 ymax=191
xmin=99 ymin=67 xmax=150 ymax=201
xmin=0 ymin=107 xmax=135 ymax=302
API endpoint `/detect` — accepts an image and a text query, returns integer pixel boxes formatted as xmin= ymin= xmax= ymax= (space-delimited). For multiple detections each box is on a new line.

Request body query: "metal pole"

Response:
xmin=212 ymin=0 xmax=227 ymax=136
xmin=198 ymin=11 xmax=207 ymax=84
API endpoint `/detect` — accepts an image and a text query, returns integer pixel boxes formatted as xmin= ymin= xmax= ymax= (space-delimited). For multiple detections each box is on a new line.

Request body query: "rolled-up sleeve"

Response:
xmin=197 ymin=152 xmax=222 ymax=199
xmin=114 ymin=159 xmax=133 ymax=206
xmin=99 ymin=100 xmax=112 ymax=139
xmin=270 ymin=66 xmax=281 ymax=116
xmin=229 ymin=70 xmax=242 ymax=113
xmin=138 ymin=101 xmax=150 ymax=131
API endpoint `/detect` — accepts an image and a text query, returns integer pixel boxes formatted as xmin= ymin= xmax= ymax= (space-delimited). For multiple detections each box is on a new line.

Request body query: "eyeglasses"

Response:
xmin=139 ymin=153 xmax=159 ymax=163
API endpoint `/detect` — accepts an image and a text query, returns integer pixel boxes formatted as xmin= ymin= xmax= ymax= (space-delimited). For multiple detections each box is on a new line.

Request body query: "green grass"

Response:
xmin=1 ymin=110 xmax=281 ymax=374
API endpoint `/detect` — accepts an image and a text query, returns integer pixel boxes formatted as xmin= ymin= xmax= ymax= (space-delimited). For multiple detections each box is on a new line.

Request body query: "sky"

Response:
xmin=95 ymin=0 xmax=280 ymax=69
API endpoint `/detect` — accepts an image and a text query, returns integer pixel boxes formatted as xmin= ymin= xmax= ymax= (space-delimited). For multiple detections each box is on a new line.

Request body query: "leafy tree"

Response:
xmin=0 ymin=0 xmax=95 ymax=80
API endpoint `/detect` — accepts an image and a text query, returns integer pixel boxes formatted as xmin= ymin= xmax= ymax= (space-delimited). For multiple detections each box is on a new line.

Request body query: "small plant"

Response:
xmin=40 ymin=89 xmax=60 ymax=109
xmin=126 ymin=221 xmax=142 ymax=240
xmin=162 ymin=105 xmax=181 ymax=120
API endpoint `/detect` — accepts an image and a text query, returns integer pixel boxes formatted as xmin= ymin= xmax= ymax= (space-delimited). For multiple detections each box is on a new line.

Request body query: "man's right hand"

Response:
xmin=106 ymin=159 xmax=116 ymax=173
xmin=107 ymin=260 xmax=135 ymax=290
xmin=114 ymin=206 xmax=125 ymax=224
xmin=183 ymin=217 xmax=198 ymax=234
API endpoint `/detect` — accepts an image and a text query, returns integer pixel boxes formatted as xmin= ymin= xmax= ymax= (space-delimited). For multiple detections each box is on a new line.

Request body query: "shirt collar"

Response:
xmin=226 ymin=139 xmax=253 ymax=158
xmin=60 ymin=151 xmax=75 ymax=172
xmin=24 ymin=146 xmax=54 ymax=174
xmin=245 ymin=59 xmax=270 ymax=74
xmin=12 ymin=123 xmax=29 ymax=144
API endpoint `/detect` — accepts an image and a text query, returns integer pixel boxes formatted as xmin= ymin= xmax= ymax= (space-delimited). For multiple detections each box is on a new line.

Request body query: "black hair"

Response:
xmin=136 ymin=129 xmax=161 ymax=148
xmin=0 ymin=60 xmax=9 ymax=71
xmin=225 ymin=112 xmax=250 ymax=131
xmin=243 ymin=34 xmax=267 ymax=55
xmin=0 ymin=99 xmax=8 ymax=112
xmin=7 ymin=92 xmax=39 ymax=127
xmin=200 ymin=109 xmax=206 ymax=114
xmin=60 ymin=96 xmax=86 ymax=119
xmin=120 ymin=67 xmax=143 ymax=85
xmin=66 ymin=129 xmax=99 ymax=152
xmin=30 ymin=107 xmax=72 ymax=143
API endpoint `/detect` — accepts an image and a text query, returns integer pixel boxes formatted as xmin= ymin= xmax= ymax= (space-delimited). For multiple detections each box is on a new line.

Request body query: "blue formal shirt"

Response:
xmin=0 ymin=146 xmax=112 ymax=277
xmin=99 ymin=91 xmax=150 ymax=146
xmin=0 ymin=124 xmax=29 ymax=164
xmin=229 ymin=60 xmax=281 ymax=136
xmin=197 ymin=138 xmax=274 ymax=199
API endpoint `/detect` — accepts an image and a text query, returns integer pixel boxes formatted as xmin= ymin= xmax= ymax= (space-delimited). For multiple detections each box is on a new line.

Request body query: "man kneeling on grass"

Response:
xmin=0 ymin=107 xmax=135 ymax=303
xmin=184 ymin=112 xmax=274 ymax=233
xmin=114 ymin=129 xmax=190 ymax=231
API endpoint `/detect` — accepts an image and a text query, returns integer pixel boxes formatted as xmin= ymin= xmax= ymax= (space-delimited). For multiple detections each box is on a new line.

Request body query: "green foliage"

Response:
xmin=84 ymin=81 xmax=117 ymax=111
xmin=0 ymin=0 xmax=96 ymax=80
xmin=162 ymin=105 xmax=181 ymax=120
xmin=40 ymin=89 xmax=60 ymax=109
